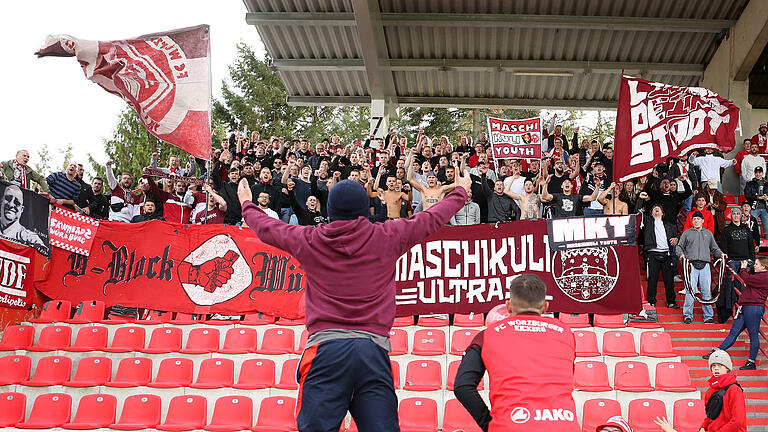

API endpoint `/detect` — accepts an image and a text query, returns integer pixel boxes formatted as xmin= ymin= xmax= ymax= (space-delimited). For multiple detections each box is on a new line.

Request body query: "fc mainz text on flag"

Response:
xmin=613 ymin=75 xmax=739 ymax=182
xmin=36 ymin=25 xmax=212 ymax=160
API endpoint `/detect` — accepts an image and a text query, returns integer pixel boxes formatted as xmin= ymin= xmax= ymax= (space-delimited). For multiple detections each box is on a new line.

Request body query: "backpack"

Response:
xmin=706 ymin=383 xmax=743 ymax=419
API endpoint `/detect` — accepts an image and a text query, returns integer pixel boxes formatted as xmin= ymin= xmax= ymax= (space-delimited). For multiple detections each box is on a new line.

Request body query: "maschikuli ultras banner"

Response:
xmin=38 ymin=218 xmax=643 ymax=318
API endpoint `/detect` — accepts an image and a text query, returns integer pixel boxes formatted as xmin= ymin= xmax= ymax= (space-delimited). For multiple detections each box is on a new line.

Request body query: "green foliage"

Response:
xmin=89 ymin=108 xmax=189 ymax=179
xmin=33 ymin=144 xmax=52 ymax=175
xmin=581 ymin=111 xmax=616 ymax=145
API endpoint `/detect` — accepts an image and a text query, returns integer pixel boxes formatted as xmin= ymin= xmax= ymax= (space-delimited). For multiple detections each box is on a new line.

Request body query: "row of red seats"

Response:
xmin=0 ymin=325 xmax=307 ymax=355
xmin=581 ymin=398 xmax=704 ymax=432
xmin=0 ymin=355 xmax=296 ymax=389
xmin=574 ymin=330 xmax=677 ymax=358
xmin=0 ymin=392 xmax=297 ymax=431
xmin=575 ymin=360 xmax=696 ymax=392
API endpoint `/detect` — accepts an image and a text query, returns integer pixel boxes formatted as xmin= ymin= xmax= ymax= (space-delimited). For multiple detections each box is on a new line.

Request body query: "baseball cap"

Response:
xmin=755 ymin=166 xmax=764 ymax=173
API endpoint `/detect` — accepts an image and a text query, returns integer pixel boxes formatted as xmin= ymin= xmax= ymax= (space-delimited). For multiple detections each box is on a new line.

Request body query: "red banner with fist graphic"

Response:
xmin=36 ymin=217 xmax=643 ymax=319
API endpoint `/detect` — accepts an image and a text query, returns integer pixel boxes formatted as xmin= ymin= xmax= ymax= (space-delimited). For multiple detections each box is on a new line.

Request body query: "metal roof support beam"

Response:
xmin=245 ymin=12 xmax=734 ymax=33
xmin=271 ymin=58 xmax=704 ymax=76
xmin=286 ymin=95 xmax=617 ymax=110
xmin=732 ymin=0 xmax=768 ymax=80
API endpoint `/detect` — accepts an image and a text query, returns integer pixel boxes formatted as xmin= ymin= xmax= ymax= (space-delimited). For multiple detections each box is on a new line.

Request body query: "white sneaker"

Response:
xmin=674 ymin=275 xmax=683 ymax=283
xmin=678 ymin=288 xmax=687 ymax=295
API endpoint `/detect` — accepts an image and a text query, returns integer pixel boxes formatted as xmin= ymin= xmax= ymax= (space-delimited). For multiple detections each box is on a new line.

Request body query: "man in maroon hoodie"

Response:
xmin=238 ymin=172 xmax=471 ymax=432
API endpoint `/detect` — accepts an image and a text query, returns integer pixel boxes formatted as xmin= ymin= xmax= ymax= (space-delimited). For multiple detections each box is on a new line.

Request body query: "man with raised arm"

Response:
xmin=105 ymin=160 xmax=142 ymax=222
xmin=238 ymin=169 xmax=472 ymax=432
xmin=406 ymin=150 xmax=456 ymax=210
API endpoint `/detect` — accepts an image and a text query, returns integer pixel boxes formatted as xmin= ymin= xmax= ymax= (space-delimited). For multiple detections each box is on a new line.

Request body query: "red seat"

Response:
xmin=234 ymin=358 xmax=275 ymax=389
xmin=411 ymin=329 xmax=446 ymax=355
xmin=180 ymin=328 xmax=220 ymax=354
xmin=68 ymin=301 xmax=105 ymax=324
xmin=0 ymin=324 xmax=35 ymax=350
xmin=581 ymin=399 xmax=622 ymax=432
xmin=203 ymin=395 xmax=253 ymax=431
xmin=141 ymin=327 xmax=182 ymax=353
xmin=403 ymin=360 xmax=442 ymax=391
xmin=106 ymin=357 xmax=152 ymax=387
xmin=574 ymin=330 xmax=601 ymax=357
xmin=0 ymin=392 xmax=26 ymax=427
xmin=594 ymin=314 xmax=625 ymax=328
xmin=417 ymin=315 xmax=449 ymax=327
xmin=639 ymin=331 xmax=676 ymax=357
xmin=295 ymin=329 xmax=308 ymax=353
xmin=275 ymin=317 xmax=305 ymax=326
xmin=62 ymin=393 xmax=117 ymax=429
xmin=389 ymin=329 xmax=409 ymax=355
xmin=443 ymin=399 xmax=482 ymax=432
xmin=722 ymin=193 xmax=737 ymax=204
xmin=137 ymin=310 xmax=173 ymax=324
xmin=16 ymin=393 xmax=72 ymax=429
xmin=171 ymin=313 xmax=202 ymax=325
xmin=65 ymin=356 xmax=112 ymax=387
xmin=614 ymin=361 xmax=654 ymax=392
xmin=253 ymin=396 xmax=297 ymax=432
xmin=109 ymin=394 xmax=161 ymax=430
xmin=148 ymin=357 xmax=193 ymax=388
xmin=157 ymin=395 xmax=207 ymax=431
xmin=65 ymin=326 xmax=109 ymax=352
xmin=26 ymin=325 xmax=72 ymax=352
xmin=275 ymin=358 xmax=299 ymax=390
xmin=241 ymin=313 xmax=275 ymax=325
xmin=628 ymin=399 xmax=667 ymax=432
xmin=399 ymin=397 xmax=438 ymax=432
xmin=559 ymin=313 xmax=591 ymax=329
xmin=655 ymin=362 xmax=696 ymax=392
xmin=390 ymin=359 xmax=401 ymax=389
xmin=450 ymin=329 xmax=480 ymax=355
xmin=452 ymin=313 xmax=484 ymax=327
xmin=22 ymin=355 xmax=71 ymax=386
xmin=447 ymin=360 xmax=484 ymax=391
xmin=602 ymin=330 xmax=638 ymax=357
xmin=103 ymin=326 xmax=145 ymax=353
xmin=574 ymin=361 xmax=612 ymax=391
xmin=220 ymin=328 xmax=258 ymax=354
xmin=392 ymin=316 xmax=414 ymax=327
xmin=30 ymin=300 xmax=71 ymax=323
xmin=673 ymin=399 xmax=706 ymax=432
xmin=0 ymin=355 xmax=31 ymax=385
xmin=191 ymin=358 xmax=234 ymax=389
xmin=258 ymin=328 xmax=295 ymax=354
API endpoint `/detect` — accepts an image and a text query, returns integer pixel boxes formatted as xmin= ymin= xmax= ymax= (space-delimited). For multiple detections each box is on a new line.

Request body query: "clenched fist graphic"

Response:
xmin=178 ymin=250 xmax=239 ymax=293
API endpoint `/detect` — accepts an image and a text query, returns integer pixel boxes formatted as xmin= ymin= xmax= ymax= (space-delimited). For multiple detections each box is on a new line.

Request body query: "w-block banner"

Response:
xmin=487 ymin=117 xmax=542 ymax=160
xmin=36 ymin=25 xmax=212 ymax=160
xmin=38 ymin=219 xmax=642 ymax=318
xmin=614 ymin=75 xmax=739 ymax=182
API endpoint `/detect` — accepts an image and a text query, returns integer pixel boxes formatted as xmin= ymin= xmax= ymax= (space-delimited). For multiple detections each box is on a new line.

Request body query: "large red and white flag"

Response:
xmin=36 ymin=25 xmax=212 ymax=159
xmin=614 ymin=75 xmax=740 ymax=182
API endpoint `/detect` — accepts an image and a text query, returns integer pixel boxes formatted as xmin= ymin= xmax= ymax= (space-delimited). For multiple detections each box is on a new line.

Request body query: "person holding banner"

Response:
xmin=238 ymin=170 xmax=471 ymax=431
xmin=676 ymin=211 xmax=726 ymax=324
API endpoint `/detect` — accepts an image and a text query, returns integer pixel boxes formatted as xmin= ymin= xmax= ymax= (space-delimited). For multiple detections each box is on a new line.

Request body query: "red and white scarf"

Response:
xmin=12 ymin=161 xmax=26 ymax=188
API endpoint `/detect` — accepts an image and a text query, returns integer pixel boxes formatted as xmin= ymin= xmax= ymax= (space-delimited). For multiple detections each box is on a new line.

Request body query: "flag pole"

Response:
xmin=204 ymin=24 xmax=212 ymax=225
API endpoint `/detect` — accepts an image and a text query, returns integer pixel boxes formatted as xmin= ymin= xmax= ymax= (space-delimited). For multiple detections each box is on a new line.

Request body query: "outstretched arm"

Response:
xmin=239 ymin=179 xmax=308 ymax=255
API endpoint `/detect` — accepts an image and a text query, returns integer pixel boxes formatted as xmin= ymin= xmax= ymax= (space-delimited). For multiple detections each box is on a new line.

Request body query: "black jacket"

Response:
xmin=218 ymin=181 xmax=242 ymax=225
xmin=251 ymin=181 xmax=281 ymax=212
xmin=76 ymin=188 xmax=110 ymax=219
xmin=636 ymin=181 xmax=692 ymax=227
xmin=479 ymin=180 xmax=520 ymax=223
xmin=130 ymin=212 xmax=165 ymax=223
xmin=744 ymin=178 xmax=768 ymax=210
xmin=721 ymin=222 xmax=756 ymax=261
xmin=641 ymin=215 xmax=678 ymax=253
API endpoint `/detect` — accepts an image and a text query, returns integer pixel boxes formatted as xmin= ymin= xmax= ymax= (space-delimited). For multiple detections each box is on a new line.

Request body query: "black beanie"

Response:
xmin=692 ymin=211 xmax=704 ymax=220
xmin=327 ymin=180 xmax=370 ymax=221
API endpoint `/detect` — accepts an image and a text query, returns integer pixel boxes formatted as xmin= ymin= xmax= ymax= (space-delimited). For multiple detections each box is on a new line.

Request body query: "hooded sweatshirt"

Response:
xmin=700 ymin=373 xmax=746 ymax=432
xmin=242 ymin=187 xmax=467 ymax=338
xmin=737 ymin=268 xmax=768 ymax=306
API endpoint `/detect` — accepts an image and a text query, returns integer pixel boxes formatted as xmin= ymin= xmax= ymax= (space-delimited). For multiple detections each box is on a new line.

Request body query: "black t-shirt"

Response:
xmin=551 ymin=193 xmax=583 ymax=218
xmin=547 ymin=173 xmax=569 ymax=194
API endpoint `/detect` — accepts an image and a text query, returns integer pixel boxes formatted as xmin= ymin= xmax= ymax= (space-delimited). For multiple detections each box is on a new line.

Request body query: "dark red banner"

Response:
xmin=614 ymin=75 xmax=739 ymax=182
xmin=0 ymin=240 xmax=45 ymax=309
xmin=36 ymin=219 xmax=643 ymax=318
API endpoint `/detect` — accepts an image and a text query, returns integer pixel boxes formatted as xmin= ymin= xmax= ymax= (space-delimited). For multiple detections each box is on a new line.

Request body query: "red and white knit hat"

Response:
xmin=596 ymin=416 xmax=633 ymax=432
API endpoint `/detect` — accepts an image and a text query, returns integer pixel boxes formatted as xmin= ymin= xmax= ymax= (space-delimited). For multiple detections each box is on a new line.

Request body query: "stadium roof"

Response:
xmin=242 ymin=0 xmax=768 ymax=110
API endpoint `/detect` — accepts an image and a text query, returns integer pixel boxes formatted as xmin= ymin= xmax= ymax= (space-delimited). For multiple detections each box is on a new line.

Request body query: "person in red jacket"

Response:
xmin=684 ymin=194 xmax=716 ymax=234
xmin=237 ymin=173 xmax=471 ymax=432
xmin=147 ymin=178 xmax=195 ymax=224
xmin=704 ymin=256 xmax=768 ymax=370
xmin=752 ymin=123 xmax=768 ymax=153
xmin=454 ymin=274 xmax=579 ymax=432
xmin=699 ymin=350 xmax=747 ymax=432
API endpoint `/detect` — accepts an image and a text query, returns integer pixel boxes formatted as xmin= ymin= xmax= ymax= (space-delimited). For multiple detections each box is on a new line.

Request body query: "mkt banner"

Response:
xmin=0 ymin=180 xmax=51 ymax=257
xmin=38 ymin=218 xmax=643 ymax=318
xmin=36 ymin=25 xmax=212 ymax=159
xmin=546 ymin=215 xmax=637 ymax=251
xmin=614 ymin=75 xmax=740 ymax=182
xmin=48 ymin=207 xmax=99 ymax=256
xmin=487 ymin=117 xmax=542 ymax=160
xmin=0 ymin=239 xmax=45 ymax=309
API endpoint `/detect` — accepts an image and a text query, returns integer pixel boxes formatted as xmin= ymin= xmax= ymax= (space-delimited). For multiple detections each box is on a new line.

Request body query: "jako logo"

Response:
xmin=510 ymin=407 xmax=530 ymax=424
xmin=533 ymin=408 xmax=575 ymax=422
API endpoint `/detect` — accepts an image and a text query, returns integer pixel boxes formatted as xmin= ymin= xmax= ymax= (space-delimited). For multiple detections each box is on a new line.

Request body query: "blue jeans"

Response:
xmin=719 ymin=305 xmax=765 ymax=361
xmin=683 ymin=263 xmax=714 ymax=321
xmin=583 ymin=208 xmax=603 ymax=216
xmin=280 ymin=207 xmax=293 ymax=223
xmin=751 ymin=208 xmax=768 ymax=238
xmin=683 ymin=194 xmax=693 ymax=214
